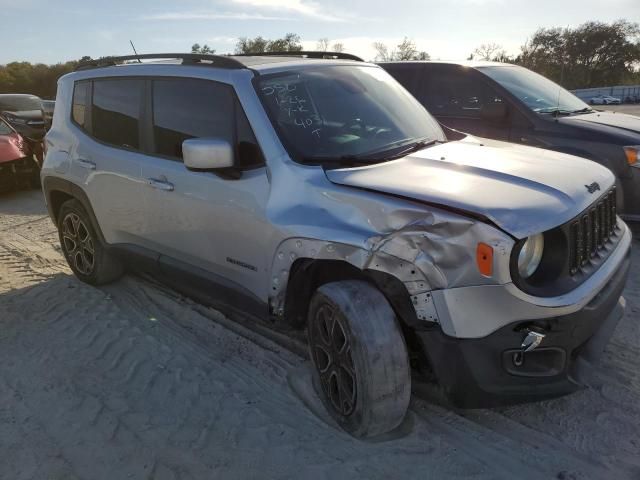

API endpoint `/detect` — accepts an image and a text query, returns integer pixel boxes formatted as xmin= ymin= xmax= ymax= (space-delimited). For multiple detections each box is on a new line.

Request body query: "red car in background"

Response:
xmin=0 ymin=117 xmax=40 ymax=192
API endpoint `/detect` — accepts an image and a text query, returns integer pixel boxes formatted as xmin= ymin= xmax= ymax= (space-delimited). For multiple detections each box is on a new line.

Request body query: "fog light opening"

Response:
xmin=512 ymin=352 xmax=524 ymax=367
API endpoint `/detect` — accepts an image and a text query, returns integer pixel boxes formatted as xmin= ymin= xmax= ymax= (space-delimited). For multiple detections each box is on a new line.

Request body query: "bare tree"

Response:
xmin=471 ymin=43 xmax=505 ymax=61
xmin=317 ymin=38 xmax=330 ymax=51
xmin=318 ymin=38 xmax=345 ymax=53
xmin=373 ymin=42 xmax=392 ymax=61
xmin=396 ymin=37 xmax=418 ymax=60
xmin=373 ymin=37 xmax=429 ymax=61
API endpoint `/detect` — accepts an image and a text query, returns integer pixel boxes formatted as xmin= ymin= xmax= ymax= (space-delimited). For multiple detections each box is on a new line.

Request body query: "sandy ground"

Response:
xmin=0 ymin=189 xmax=639 ymax=480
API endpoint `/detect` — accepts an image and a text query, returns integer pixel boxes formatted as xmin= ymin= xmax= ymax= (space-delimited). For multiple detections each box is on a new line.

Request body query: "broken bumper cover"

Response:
xmin=415 ymin=246 xmax=630 ymax=408
xmin=0 ymin=157 xmax=39 ymax=191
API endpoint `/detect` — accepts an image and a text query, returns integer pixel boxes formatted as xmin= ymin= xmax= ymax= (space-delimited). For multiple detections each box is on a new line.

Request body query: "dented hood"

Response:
xmin=325 ymin=137 xmax=615 ymax=239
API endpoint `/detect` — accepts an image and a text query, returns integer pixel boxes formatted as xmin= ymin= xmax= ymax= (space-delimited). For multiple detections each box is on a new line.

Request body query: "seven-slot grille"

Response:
xmin=569 ymin=187 xmax=618 ymax=275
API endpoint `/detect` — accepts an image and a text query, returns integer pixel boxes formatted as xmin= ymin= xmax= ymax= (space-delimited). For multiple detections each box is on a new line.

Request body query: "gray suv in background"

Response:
xmin=0 ymin=93 xmax=46 ymax=141
xmin=42 ymin=53 xmax=631 ymax=438
xmin=380 ymin=61 xmax=640 ymax=221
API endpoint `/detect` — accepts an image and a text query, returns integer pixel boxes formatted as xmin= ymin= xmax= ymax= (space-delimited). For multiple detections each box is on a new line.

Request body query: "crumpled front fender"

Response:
xmin=269 ymin=208 xmax=514 ymax=325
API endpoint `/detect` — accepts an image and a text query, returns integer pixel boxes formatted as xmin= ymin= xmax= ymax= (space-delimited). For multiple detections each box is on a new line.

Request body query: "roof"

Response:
xmin=378 ymin=60 xmax=516 ymax=68
xmin=75 ymin=52 xmax=366 ymax=73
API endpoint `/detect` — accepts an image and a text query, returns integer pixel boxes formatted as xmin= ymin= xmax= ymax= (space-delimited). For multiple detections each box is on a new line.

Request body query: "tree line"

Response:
xmin=469 ymin=20 xmax=640 ymax=89
xmin=1 ymin=20 xmax=638 ymax=100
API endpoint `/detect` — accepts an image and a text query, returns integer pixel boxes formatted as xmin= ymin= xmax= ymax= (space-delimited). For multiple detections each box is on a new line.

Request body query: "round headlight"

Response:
xmin=518 ymin=233 xmax=544 ymax=279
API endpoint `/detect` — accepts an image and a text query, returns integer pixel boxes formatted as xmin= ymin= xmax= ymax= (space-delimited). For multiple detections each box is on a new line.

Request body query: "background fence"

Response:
xmin=571 ymin=85 xmax=640 ymax=102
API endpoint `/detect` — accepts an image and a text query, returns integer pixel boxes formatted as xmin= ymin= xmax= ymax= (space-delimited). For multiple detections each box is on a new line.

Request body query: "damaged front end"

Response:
xmin=0 ymin=126 xmax=39 ymax=192
xmin=267 ymin=158 xmax=631 ymax=408
xmin=269 ymin=193 xmax=514 ymax=330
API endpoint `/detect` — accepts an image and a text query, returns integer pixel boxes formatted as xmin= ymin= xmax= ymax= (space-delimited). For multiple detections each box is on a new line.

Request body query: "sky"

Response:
xmin=0 ymin=0 xmax=638 ymax=64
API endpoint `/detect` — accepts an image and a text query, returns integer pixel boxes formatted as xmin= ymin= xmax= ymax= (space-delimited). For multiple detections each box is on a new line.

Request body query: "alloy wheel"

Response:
xmin=61 ymin=212 xmax=95 ymax=275
xmin=310 ymin=303 xmax=357 ymax=417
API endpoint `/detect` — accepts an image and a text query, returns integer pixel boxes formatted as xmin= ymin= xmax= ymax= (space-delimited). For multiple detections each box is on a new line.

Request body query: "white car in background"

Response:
xmin=590 ymin=94 xmax=622 ymax=105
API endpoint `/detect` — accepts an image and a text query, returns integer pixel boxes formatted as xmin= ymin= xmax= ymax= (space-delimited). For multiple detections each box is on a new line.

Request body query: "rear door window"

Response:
xmin=92 ymin=79 xmax=143 ymax=149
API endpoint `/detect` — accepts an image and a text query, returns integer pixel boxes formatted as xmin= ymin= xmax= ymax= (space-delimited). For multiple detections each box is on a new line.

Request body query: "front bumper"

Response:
xmin=0 ymin=157 xmax=40 ymax=191
xmin=416 ymin=243 xmax=630 ymax=408
xmin=10 ymin=123 xmax=46 ymax=142
xmin=621 ymin=167 xmax=640 ymax=221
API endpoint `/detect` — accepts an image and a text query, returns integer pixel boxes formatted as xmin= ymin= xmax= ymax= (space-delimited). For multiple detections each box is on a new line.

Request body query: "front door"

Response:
xmin=139 ymin=77 xmax=272 ymax=302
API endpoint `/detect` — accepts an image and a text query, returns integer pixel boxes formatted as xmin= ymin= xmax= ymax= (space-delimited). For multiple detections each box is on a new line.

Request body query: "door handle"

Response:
xmin=147 ymin=178 xmax=174 ymax=192
xmin=76 ymin=158 xmax=96 ymax=170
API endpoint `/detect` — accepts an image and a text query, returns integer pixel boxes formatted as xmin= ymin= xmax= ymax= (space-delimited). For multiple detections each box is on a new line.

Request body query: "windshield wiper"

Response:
xmin=537 ymin=106 xmax=594 ymax=116
xmin=298 ymin=154 xmax=386 ymax=166
xmin=570 ymin=107 xmax=594 ymax=114
xmin=300 ymin=138 xmax=442 ymax=167
xmin=380 ymin=138 xmax=441 ymax=160
xmin=537 ymin=107 xmax=574 ymax=116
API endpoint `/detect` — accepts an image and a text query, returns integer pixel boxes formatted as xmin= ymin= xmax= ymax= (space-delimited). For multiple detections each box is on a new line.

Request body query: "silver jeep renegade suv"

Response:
xmin=42 ymin=53 xmax=631 ymax=438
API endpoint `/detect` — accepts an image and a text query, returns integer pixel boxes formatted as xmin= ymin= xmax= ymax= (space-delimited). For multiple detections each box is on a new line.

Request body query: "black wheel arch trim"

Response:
xmin=42 ymin=176 xmax=107 ymax=244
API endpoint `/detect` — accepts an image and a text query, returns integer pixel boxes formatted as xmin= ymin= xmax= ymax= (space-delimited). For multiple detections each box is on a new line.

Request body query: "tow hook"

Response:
xmin=512 ymin=328 xmax=546 ymax=367
xmin=521 ymin=329 xmax=546 ymax=352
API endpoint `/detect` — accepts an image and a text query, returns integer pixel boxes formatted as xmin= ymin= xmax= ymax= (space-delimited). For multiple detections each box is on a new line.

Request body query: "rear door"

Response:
xmin=139 ymin=77 xmax=272 ymax=301
xmin=70 ymin=78 xmax=149 ymax=246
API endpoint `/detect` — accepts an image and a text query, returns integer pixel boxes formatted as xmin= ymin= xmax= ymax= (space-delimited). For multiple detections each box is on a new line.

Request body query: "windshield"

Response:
xmin=479 ymin=66 xmax=589 ymax=114
xmin=0 ymin=95 xmax=42 ymax=112
xmin=256 ymin=65 xmax=445 ymax=164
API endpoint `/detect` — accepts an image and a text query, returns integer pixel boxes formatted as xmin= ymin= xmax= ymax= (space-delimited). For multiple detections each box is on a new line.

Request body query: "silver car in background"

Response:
xmin=41 ymin=53 xmax=631 ymax=438
xmin=590 ymin=94 xmax=622 ymax=105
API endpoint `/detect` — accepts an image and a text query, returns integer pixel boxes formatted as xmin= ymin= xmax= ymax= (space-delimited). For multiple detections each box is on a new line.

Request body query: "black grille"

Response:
xmin=569 ymin=188 xmax=618 ymax=275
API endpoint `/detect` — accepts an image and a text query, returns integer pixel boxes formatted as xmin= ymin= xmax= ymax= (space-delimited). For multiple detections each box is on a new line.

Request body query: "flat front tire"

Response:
xmin=307 ymin=280 xmax=411 ymax=438
xmin=58 ymin=199 xmax=123 ymax=285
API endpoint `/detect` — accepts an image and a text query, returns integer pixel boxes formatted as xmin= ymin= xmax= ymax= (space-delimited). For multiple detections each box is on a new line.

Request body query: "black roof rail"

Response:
xmin=75 ymin=53 xmax=246 ymax=71
xmin=234 ymin=51 xmax=364 ymax=62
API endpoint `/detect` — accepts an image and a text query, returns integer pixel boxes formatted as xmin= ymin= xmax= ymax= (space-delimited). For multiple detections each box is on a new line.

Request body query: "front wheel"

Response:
xmin=307 ymin=280 xmax=411 ymax=438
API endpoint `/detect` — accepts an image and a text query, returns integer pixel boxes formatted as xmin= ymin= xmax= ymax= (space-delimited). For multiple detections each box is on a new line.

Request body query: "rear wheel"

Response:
xmin=58 ymin=199 xmax=123 ymax=285
xmin=307 ymin=280 xmax=411 ymax=438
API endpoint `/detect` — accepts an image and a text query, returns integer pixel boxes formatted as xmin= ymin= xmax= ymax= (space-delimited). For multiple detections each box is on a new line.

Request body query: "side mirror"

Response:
xmin=480 ymin=102 xmax=508 ymax=122
xmin=183 ymin=138 xmax=234 ymax=171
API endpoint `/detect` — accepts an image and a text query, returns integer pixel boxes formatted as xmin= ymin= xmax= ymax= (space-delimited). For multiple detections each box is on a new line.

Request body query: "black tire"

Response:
xmin=307 ymin=280 xmax=411 ymax=438
xmin=57 ymin=199 xmax=123 ymax=285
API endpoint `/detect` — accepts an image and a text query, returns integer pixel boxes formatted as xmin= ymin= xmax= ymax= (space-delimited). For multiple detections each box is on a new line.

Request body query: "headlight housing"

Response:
xmin=517 ymin=233 xmax=544 ymax=279
xmin=624 ymin=146 xmax=640 ymax=167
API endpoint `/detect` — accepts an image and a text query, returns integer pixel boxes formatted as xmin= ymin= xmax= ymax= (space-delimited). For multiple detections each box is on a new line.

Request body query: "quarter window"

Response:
xmin=72 ymin=81 xmax=90 ymax=128
xmin=92 ymin=79 xmax=143 ymax=149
